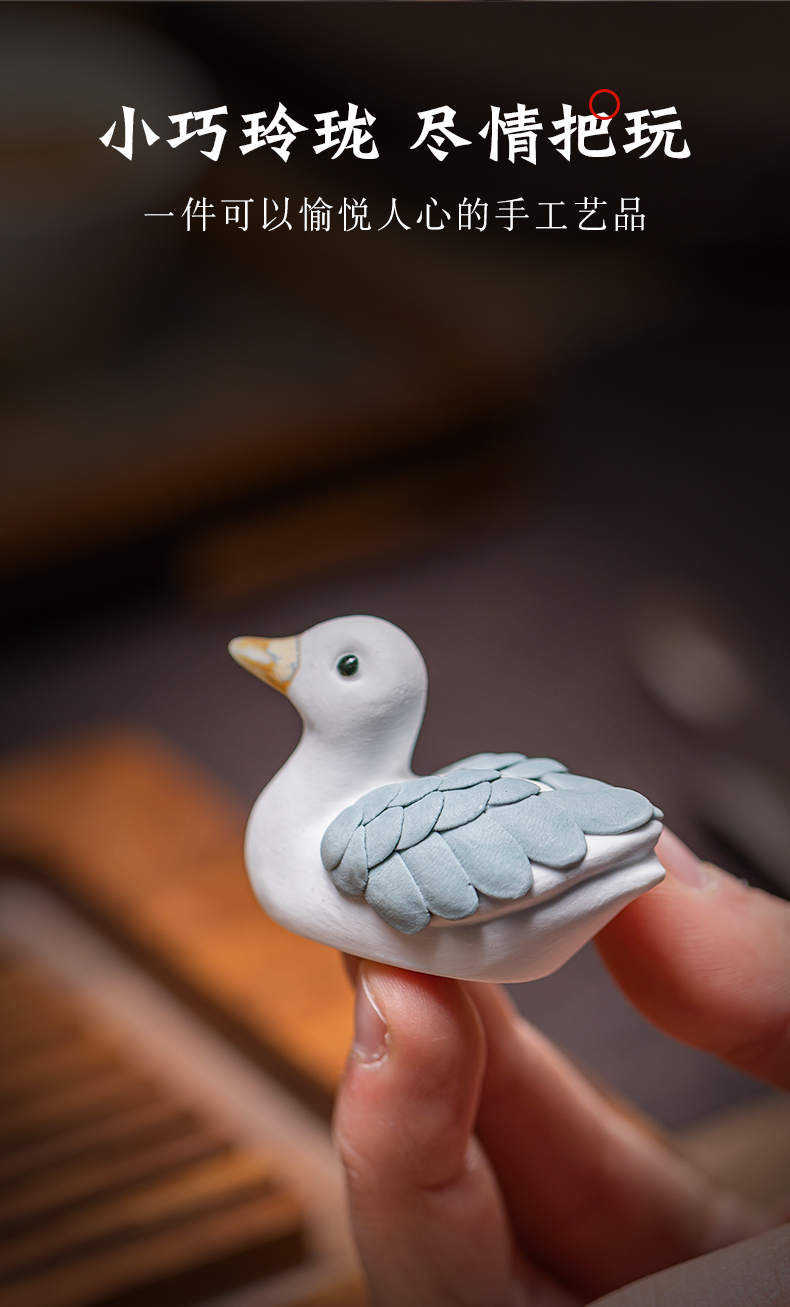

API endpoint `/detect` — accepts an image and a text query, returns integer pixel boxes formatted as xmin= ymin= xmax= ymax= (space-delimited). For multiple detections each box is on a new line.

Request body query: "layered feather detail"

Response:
xmin=320 ymin=753 xmax=658 ymax=934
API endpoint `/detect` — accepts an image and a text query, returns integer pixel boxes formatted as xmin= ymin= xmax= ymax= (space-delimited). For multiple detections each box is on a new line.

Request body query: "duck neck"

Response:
xmin=273 ymin=716 xmax=418 ymax=816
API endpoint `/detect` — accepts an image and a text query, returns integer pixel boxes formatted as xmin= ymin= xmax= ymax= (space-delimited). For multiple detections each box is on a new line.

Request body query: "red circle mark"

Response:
xmin=589 ymin=89 xmax=620 ymax=120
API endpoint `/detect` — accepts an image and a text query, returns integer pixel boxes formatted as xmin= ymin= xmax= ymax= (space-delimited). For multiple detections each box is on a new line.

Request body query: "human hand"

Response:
xmin=333 ymin=830 xmax=790 ymax=1305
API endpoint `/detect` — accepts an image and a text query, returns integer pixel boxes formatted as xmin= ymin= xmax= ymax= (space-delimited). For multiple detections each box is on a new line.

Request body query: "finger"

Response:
xmin=333 ymin=963 xmax=578 ymax=1307
xmin=342 ymin=953 xmax=361 ymax=986
xmin=595 ymin=828 xmax=790 ymax=1088
xmin=588 ymin=1224 xmax=790 ymax=1306
xmin=467 ymin=981 xmax=765 ymax=1302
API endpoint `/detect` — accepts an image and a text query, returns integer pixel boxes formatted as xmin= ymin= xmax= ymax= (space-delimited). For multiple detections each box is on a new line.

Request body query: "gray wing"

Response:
xmin=320 ymin=754 xmax=658 ymax=936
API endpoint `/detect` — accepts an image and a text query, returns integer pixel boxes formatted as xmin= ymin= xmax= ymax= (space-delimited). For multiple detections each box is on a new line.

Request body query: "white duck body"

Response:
xmin=232 ymin=616 xmax=664 ymax=984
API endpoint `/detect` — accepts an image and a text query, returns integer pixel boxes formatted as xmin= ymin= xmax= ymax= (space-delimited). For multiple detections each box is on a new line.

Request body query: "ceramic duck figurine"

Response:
xmin=230 ymin=615 xmax=664 ymax=983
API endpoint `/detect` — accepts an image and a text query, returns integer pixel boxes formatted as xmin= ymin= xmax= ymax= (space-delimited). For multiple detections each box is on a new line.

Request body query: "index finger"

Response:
xmin=596 ymin=829 xmax=790 ymax=1089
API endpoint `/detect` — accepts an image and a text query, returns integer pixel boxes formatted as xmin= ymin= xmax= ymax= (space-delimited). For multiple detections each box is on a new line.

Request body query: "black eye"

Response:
xmin=337 ymin=654 xmax=359 ymax=677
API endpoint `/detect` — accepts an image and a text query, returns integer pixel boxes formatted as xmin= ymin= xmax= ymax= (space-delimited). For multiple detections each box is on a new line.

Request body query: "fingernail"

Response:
xmin=352 ymin=971 xmax=388 ymax=1064
xmin=659 ymin=829 xmax=715 ymax=890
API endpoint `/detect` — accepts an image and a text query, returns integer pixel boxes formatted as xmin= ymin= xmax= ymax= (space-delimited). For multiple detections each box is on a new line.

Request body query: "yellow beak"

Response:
xmin=228 ymin=635 xmax=301 ymax=695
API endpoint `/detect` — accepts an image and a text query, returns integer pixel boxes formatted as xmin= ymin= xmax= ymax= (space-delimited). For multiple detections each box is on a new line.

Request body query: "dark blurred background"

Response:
xmin=1 ymin=8 xmax=789 ymax=1296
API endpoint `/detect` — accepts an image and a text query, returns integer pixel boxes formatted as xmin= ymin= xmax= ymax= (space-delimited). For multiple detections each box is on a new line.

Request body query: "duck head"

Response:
xmin=229 ymin=615 xmax=428 ymax=782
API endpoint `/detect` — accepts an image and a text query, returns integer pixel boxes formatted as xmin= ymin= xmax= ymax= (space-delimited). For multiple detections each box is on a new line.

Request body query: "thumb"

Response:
xmin=333 ymin=962 xmax=575 ymax=1307
xmin=596 ymin=829 xmax=790 ymax=1089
